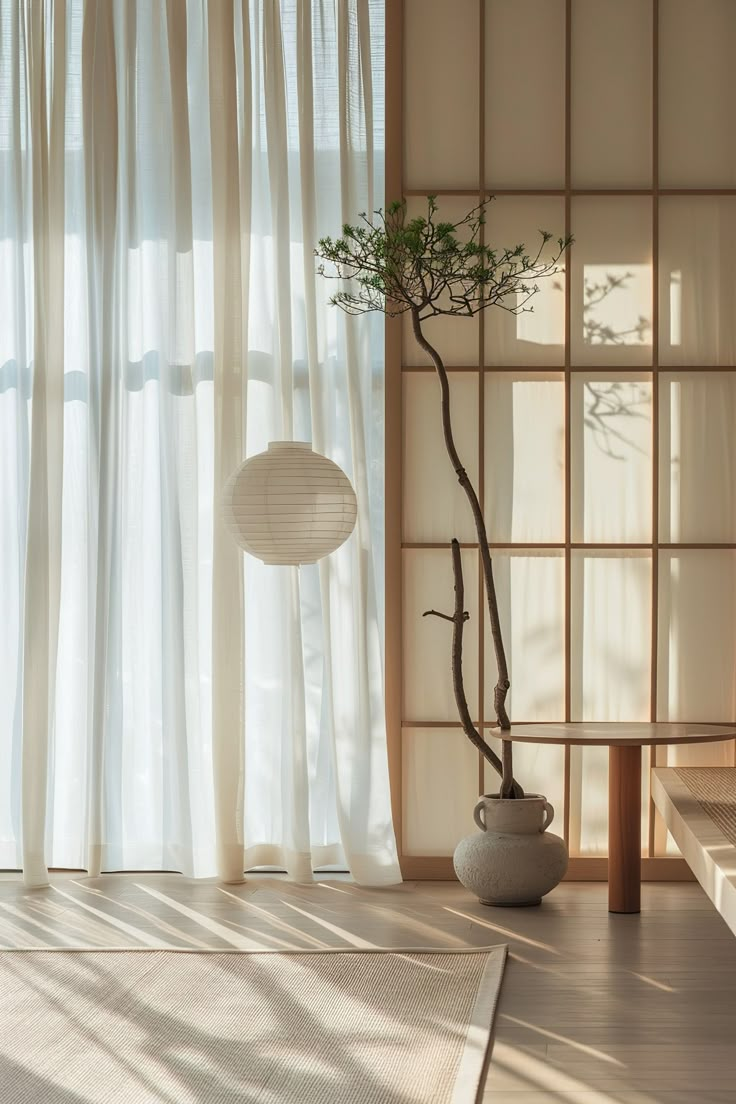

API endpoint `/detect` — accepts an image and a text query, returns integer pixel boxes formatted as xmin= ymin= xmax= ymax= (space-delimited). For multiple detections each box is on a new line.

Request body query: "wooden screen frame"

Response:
xmin=385 ymin=0 xmax=735 ymax=880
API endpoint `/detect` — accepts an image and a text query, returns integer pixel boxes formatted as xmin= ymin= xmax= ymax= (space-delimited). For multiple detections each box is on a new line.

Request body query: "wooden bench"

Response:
xmin=651 ymin=767 xmax=736 ymax=937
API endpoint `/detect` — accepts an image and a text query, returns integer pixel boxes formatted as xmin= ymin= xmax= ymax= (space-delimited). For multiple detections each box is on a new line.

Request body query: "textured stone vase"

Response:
xmin=453 ymin=793 xmax=568 ymax=907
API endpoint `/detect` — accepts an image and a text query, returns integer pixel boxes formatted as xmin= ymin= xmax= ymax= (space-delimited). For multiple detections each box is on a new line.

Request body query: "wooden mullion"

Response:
xmin=404 ymin=186 xmax=736 ymax=197
xmin=403 ymin=187 xmax=567 ymax=197
xmin=404 ymin=363 xmax=736 ymax=374
xmin=661 ymin=364 xmax=736 ymax=373
xmin=563 ymin=0 xmax=572 ymax=847
xmin=402 ymin=540 xmax=736 ymax=551
xmin=477 ymin=0 xmax=487 ymax=798
xmin=404 ymin=716 xmax=736 ymax=729
xmin=385 ymin=0 xmax=404 ymax=870
xmin=577 ymin=364 xmax=736 ymax=374
xmin=402 ymin=364 xmax=484 ymax=373
xmin=399 ymin=855 xmax=697 ymax=881
xmin=649 ymin=0 xmax=660 ymax=859
xmin=402 ymin=720 xmax=475 ymax=730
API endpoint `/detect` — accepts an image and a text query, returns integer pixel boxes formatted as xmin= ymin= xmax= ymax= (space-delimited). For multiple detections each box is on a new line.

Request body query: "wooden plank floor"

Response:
xmin=0 ymin=874 xmax=734 ymax=1102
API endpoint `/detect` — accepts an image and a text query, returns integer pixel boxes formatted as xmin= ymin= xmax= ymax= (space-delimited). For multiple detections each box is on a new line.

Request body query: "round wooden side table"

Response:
xmin=494 ymin=722 xmax=736 ymax=913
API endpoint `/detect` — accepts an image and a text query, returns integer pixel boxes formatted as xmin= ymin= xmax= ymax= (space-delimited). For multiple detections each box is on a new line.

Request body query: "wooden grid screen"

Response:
xmin=386 ymin=0 xmax=736 ymax=879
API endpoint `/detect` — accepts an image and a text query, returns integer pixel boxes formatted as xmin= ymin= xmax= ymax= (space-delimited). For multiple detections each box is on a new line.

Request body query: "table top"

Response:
xmin=492 ymin=722 xmax=736 ymax=747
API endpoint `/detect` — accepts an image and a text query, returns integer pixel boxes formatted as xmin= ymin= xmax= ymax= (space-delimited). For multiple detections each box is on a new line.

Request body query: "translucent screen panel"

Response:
xmin=403 ymin=373 xmax=479 ymax=543
xmin=484 ymin=551 xmax=566 ymax=723
xmin=484 ymin=198 xmax=566 ymax=366
xmin=402 ymin=729 xmax=479 ymax=856
xmin=484 ymin=0 xmax=565 ymax=188
xmin=659 ymin=0 xmax=736 ymax=187
xmin=659 ymin=739 xmax=734 ymax=772
xmin=571 ymin=198 xmax=652 ymax=367
xmin=483 ymin=741 xmax=565 ymax=831
xmin=658 ymin=198 xmax=736 ymax=366
xmin=402 ymin=197 xmax=480 ymax=367
xmin=403 ymin=548 xmax=480 ymax=723
xmin=570 ymin=551 xmax=652 ymax=722
xmin=570 ymin=375 xmax=653 ymax=544
xmin=571 ymin=0 xmax=652 ymax=187
xmin=569 ymin=744 xmax=651 ymax=857
xmin=569 ymin=745 xmax=606 ymax=856
xmin=657 ymin=551 xmax=736 ymax=723
xmin=484 ymin=373 xmax=565 ymax=543
xmin=659 ymin=373 xmax=736 ymax=543
xmin=404 ymin=0 xmax=479 ymax=188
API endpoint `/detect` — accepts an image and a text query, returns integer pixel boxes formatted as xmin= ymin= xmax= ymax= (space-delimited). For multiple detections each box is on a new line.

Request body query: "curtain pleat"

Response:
xmin=82 ymin=0 xmax=120 ymax=879
xmin=207 ymin=0 xmax=246 ymax=883
xmin=1 ymin=0 xmax=399 ymax=887
xmin=20 ymin=1 xmax=66 ymax=887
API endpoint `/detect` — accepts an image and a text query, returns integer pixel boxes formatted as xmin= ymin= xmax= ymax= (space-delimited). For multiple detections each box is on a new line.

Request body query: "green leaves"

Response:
xmin=314 ymin=196 xmax=573 ymax=321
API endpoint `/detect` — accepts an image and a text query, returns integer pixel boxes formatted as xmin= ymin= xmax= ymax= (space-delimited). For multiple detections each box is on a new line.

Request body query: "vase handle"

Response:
xmin=473 ymin=799 xmax=487 ymax=832
xmin=541 ymin=801 xmax=554 ymax=833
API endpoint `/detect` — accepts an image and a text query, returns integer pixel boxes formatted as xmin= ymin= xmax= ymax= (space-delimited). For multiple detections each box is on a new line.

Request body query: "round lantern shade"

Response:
xmin=222 ymin=441 xmax=358 ymax=565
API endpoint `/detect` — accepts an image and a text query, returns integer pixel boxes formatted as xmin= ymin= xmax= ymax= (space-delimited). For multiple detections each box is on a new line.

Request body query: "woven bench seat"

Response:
xmin=651 ymin=767 xmax=736 ymax=937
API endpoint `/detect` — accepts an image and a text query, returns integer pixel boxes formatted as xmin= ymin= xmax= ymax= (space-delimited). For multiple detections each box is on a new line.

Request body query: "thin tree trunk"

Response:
xmin=410 ymin=307 xmax=521 ymax=796
xmin=410 ymin=308 xmax=510 ymax=727
xmin=424 ymin=540 xmax=523 ymax=796
xmin=501 ymin=739 xmax=515 ymax=800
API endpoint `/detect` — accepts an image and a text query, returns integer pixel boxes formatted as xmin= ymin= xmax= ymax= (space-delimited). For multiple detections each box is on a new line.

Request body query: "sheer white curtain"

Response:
xmin=0 ymin=0 xmax=400 ymax=888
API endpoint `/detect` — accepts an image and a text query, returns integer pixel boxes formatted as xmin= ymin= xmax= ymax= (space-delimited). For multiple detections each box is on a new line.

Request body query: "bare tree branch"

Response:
xmin=315 ymin=197 xmax=572 ymax=799
xmin=411 ymin=308 xmax=512 ymax=736
xmin=446 ymin=539 xmax=523 ymax=797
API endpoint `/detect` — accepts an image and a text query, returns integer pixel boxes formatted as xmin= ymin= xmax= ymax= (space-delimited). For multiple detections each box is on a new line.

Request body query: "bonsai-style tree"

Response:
xmin=315 ymin=197 xmax=571 ymax=798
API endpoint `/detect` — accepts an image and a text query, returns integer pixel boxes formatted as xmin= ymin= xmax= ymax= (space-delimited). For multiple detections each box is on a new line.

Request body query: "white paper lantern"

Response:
xmin=222 ymin=441 xmax=358 ymax=565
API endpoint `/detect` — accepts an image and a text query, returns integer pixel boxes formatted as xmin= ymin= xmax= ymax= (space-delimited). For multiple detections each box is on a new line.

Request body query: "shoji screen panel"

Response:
xmin=484 ymin=0 xmax=566 ymax=188
xmin=388 ymin=0 xmax=736 ymax=878
xmin=571 ymin=0 xmax=652 ymax=188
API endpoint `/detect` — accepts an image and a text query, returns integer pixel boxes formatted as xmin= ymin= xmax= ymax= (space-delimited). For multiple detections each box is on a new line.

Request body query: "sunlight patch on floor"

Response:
xmin=443 ymin=905 xmax=561 ymax=953
xmin=491 ymin=1042 xmax=660 ymax=1103
xmin=499 ymin=1014 xmax=624 ymax=1066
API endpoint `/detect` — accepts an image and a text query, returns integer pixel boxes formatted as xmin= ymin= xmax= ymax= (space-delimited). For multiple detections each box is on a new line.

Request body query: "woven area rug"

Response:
xmin=0 ymin=946 xmax=506 ymax=1103
xmin=676 ymin=767 xmax=736 ymax=845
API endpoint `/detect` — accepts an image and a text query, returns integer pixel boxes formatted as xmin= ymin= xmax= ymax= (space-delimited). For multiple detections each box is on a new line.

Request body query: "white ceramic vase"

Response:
xmin=453 ymin=793 xmax=568 ymax=907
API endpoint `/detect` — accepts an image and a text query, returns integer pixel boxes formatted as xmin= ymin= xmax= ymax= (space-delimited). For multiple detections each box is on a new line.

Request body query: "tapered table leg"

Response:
xmin=608 ymin=744 xmax=642 ymax=914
